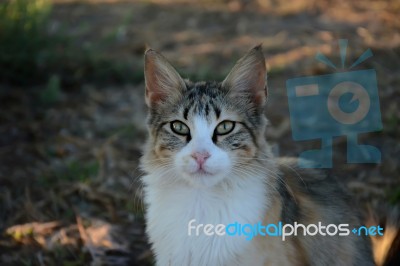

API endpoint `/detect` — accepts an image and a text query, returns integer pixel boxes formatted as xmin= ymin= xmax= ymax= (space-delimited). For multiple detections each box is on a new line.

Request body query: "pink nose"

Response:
xmin=191 ymin=152 xmax=210 ymax=167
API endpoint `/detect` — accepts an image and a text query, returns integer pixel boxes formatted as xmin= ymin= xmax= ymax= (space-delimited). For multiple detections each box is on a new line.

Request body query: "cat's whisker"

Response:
xmin=128 ymin=161 xmax=171 ymax=191
xmin=236 ymin=162 xmax=297 ymax=202
xmin=230 ymin=167 xmax=281 ymax=197
xmin=233 ymin=167 xmax=282 ymax=188
xmin=241 ymin=153 xmax=307 ymax=188
xmin=234 ymin=162 xmax=281 ymax=180
xmin=232 ymin=165 xmax=283 ymax=188
xmin=141 ymin=158 xmax=172 ymax=164
xmin=128 ymin=161 xmax=176 ymax=213
xmin=125 ymin=166 xmax=145 ymax=212
xmin=128 ymin=172 xmax=146 ymax=213
xmin=232 ymin=165 xmax=299 ymax=205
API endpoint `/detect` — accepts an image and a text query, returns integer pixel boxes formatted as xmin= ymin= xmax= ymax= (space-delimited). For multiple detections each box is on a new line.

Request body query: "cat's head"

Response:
xmin=142 ymin=46 xmax=269 ymax=188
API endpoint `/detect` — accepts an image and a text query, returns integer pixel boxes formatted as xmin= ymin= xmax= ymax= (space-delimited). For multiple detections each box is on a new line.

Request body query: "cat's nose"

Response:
xmin=191 ymin=152 xmax=210 ymax=167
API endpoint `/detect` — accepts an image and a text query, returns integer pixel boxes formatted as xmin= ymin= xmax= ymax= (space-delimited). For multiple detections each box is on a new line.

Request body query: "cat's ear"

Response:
xmin=222 ymin=45 xmax=267 ymax=106
xmin=144 ymin=49 xmax=186 ymax=107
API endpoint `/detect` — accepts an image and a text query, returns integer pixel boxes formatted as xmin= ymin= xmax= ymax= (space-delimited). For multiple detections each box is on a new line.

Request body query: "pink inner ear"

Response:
xmin=252 ymin=68 xmax=266 ymax=105
xmin=254 ymin=91 xmax=265 ymax=105
xmin=149 ymin=90 xmax=163 ymax=104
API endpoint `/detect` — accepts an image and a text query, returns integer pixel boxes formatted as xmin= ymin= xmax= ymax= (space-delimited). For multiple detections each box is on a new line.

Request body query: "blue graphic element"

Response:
xmin=339 ymin=92 xmax=359 ymax=113
xmin=286 ymin=40 xmax=382 ymax=168
xmin=350 ymin=49 xmax=373 ymax=69
xmin=339 ymin=39 xmax=348 ymax=68
xmin=315 ymin=52 xmax=336 ymax=69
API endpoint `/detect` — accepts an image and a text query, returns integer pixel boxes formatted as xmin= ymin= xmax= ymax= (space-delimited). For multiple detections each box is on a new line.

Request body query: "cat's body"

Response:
xmin=140 ymin=46 xmax=374 ymax=266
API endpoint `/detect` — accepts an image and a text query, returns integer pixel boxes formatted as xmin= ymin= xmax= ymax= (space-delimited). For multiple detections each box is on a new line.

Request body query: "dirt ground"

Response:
xmin=0 ymin=0 xmax=399 ymax=265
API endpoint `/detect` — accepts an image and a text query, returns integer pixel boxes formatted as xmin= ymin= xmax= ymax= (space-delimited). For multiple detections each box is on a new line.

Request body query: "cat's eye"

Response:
xmin=215 ymin=121 xmax=235 ymax=135
xmin=171 ymin=121 xmax=190 ymax=135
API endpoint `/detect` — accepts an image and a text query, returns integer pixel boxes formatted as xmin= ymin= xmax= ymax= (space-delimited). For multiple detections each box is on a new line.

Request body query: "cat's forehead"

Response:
xmin=179 ymin=80 xmax=227 ymax=120
xmin=185 ymin=81 xmax=222 ymax=98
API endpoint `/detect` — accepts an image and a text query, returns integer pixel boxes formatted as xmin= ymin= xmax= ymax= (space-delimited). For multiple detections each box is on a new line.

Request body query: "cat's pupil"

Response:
xmin=176 ymin=124 xmax=184 ymax=132
xmin=215 ymin=121 xmax=235 ymax=135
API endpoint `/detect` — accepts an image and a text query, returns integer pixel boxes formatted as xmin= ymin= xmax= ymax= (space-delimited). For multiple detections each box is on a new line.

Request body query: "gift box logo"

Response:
xmin=286 ymin=40 xmax=382 ymax=168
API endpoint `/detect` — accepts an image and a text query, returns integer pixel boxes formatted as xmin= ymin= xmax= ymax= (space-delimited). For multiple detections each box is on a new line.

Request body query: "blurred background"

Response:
xmin=0 ymin=0 xmax=399 ymax=265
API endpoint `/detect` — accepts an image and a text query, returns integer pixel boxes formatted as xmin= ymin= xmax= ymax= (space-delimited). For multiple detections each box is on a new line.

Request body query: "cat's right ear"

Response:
xmin=221 ymin=45 xmax=267 ymax=107
xmin=144 ymin=49 xmax=186 ymax=107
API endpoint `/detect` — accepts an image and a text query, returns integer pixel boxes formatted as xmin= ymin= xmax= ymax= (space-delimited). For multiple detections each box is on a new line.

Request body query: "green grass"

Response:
xmin=0 ymin=0 xmax=55 ymax=84
xmin=389 ymin=186 xmax=400 ymax=205
xmin=38 ymin=160 xmax=100 ymax=187
xmin=384 ymin=113 xmax=400 ymax=137
xmin=0 ymin=0 xmax=143 ymax=87
xmin=39 ymin=74 xmax=61 ymax=104
xmin=60 ymin=160 xmax=99 ymax=183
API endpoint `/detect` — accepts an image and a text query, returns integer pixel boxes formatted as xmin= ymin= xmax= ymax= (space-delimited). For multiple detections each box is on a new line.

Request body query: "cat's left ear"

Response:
xmin=222 ymin=45 xmax=267 ymax=106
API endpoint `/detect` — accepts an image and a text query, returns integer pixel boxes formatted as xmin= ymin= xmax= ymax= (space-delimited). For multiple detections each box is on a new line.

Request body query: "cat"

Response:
xmin=140 ymin=45 xmax=374 ymax=266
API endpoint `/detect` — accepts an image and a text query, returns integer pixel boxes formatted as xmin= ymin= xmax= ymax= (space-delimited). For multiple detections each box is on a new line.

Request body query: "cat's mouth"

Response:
xmin=189 ymin=169 xmax=214 ymax=177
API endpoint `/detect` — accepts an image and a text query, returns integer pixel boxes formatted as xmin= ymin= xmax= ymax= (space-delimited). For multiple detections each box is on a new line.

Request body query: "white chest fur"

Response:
xmin=143 ymin=173 xmax=269 ymax=266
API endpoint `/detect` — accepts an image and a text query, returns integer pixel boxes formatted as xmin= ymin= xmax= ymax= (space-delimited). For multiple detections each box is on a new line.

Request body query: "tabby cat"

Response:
xmin=140 ymin=46 xmax=374 ymax=266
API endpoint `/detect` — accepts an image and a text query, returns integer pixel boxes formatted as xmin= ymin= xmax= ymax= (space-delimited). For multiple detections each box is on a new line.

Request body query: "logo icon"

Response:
xmin=286 ymin=40 xmax=382 ymax=168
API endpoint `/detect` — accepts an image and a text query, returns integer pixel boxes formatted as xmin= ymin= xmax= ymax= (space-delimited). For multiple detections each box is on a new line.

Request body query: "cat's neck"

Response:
xmin=143 ymin=163 xmax=277 ymax=266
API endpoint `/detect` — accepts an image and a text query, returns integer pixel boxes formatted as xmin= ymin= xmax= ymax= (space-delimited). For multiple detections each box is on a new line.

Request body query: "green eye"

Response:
xmin=215 ymin=121 xmax=235 ymax=135
xmin=171 ymin=121 xmax=190 ymax=135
